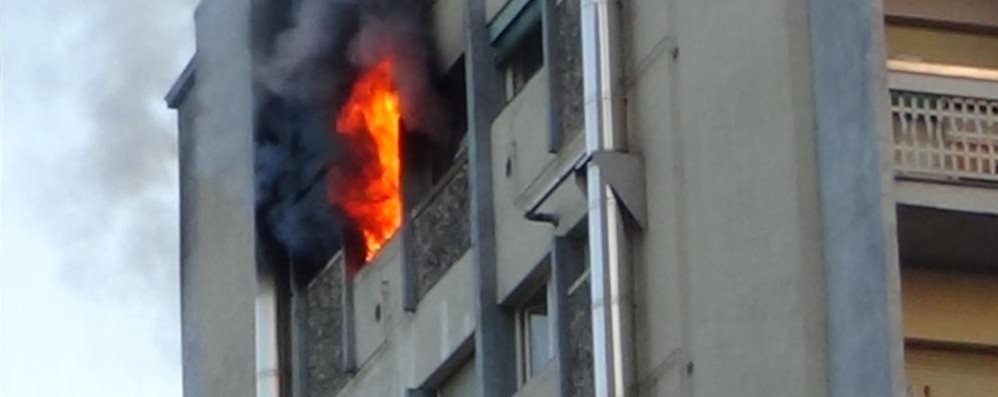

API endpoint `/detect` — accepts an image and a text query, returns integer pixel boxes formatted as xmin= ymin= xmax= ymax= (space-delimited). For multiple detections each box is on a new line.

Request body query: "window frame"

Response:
xmin=490 ymin=0 xmax=545 ymax=103
xmin=514 ymin=280 xmax=554 ymax=385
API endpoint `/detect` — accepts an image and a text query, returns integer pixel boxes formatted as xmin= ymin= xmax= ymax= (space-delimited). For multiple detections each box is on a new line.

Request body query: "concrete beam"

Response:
xmin=895 ymin=180 xmax=998 ymax=216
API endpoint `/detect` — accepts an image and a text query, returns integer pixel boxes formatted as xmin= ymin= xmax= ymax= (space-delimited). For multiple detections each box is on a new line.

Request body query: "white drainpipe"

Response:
xmin=580 ymin=0 xmax=633 ymax=395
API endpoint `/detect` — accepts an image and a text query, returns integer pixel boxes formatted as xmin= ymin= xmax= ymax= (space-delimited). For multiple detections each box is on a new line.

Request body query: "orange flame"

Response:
xmin=331 ymin=60 xmax=402 ymax=262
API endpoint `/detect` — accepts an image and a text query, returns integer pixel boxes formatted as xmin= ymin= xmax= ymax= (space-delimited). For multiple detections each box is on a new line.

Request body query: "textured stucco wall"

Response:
xmin=410 ymin=159 xmax=472 ymax=300
xmin=302 ymin=259 xmax=350 ymax=397
xmin=565 ymin=276 xmax=593 ymax=397
xmin=554 ymin=0 xmax=583 ymax=141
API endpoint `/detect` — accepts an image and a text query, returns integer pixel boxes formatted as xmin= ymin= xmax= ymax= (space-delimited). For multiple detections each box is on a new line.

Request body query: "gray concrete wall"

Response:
xmin=624 ymin=0 xmax=831 ymax=395
xmin=553 ymin=0 xmax=584 ymax=142
xmin=328 ymin=248 xmax=478 ymax=396
xmin=491 ymin=70 xmax=559 ymax=301
xmin=181 ymin=0 xmax=260 ymax=396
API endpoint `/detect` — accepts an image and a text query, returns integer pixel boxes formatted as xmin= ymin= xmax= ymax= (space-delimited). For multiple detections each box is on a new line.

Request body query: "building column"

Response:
xmin=807 ymin=0 xmax=905 ymax=395
xmin=465 ymin=0 xmax=518 ymax=396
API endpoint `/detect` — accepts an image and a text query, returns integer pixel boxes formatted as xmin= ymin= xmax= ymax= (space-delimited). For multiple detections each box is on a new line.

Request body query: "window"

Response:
xmin=516 ymin=284 xmax=552 ymax=383
xmin=436 ymin=355 xmax=477 ymax=397
xmin=500 ymin=22 xmax=543 ymax=102
xmin=491 ymin=0 xmax=545 ymax=102
xmin=401 ymin=56 xmax=468 ymax=208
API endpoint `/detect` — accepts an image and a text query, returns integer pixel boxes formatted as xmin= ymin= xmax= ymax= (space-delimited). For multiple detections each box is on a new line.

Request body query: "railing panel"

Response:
xmin=407 ymin=155 xmax=472 ymax=301
xmin=891 ymin=88 xmax=998 ymax=183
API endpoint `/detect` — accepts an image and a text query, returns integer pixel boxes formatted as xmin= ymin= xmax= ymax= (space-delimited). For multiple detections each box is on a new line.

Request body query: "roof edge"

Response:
xmin=166 ymin=55 xmax=197 ymax=109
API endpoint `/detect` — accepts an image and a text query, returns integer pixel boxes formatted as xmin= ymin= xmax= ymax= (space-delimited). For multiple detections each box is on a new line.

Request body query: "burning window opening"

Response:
xmin=400 ymin=56 xmax=469 ymax=213
xmin=429 ymin=56 xmax=468 ymax=182
xmin=255 ymin=1 xmax=463 ymax=283
xmin=329 ymin=60 xmax=403 ymax=265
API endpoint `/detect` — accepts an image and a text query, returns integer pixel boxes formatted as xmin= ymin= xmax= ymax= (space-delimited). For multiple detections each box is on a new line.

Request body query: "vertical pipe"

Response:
xmin=580 ymin=0 xmax=632 ymax=395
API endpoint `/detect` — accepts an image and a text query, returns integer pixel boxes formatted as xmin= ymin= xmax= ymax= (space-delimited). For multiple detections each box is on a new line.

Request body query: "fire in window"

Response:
xmin=328 ymin=60 xmax=404 ymax=266
xmin=255 ymin=1 xmax=463 ymax=281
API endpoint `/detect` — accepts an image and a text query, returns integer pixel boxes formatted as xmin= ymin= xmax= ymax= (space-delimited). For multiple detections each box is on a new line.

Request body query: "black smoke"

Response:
xmin=254 ymin=0 xmax=450 ymax=283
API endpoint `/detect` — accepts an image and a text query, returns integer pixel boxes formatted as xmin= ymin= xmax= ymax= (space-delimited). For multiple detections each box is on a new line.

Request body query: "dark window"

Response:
xmin=499 ymin=22 xmax=544 ymax=102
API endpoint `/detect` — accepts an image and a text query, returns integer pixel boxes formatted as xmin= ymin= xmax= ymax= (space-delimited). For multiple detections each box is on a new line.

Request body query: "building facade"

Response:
xmin=166 ymin=0 xmax=998 ymax=396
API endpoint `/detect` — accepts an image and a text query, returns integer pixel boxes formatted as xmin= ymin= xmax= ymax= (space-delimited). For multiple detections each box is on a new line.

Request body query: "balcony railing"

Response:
xmin=890 ymin=72 xmax=998 ymax=184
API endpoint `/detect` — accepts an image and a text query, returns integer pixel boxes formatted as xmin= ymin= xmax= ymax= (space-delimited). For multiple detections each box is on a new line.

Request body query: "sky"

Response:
xmin=1 ymin=1 xmax=198 ymax=395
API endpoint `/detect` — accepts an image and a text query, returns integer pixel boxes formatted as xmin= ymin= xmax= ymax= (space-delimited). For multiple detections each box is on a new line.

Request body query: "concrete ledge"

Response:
xmin=896 ymin=179 xmax=998 ymax=215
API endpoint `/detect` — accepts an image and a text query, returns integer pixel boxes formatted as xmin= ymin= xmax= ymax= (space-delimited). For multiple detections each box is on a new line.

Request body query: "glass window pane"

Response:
xmin=528 ymin=309 xmax=550 ymax=377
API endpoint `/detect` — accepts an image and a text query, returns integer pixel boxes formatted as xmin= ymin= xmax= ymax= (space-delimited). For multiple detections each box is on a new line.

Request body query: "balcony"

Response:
xmin=890 ymin=70 xmax=998 ymax=184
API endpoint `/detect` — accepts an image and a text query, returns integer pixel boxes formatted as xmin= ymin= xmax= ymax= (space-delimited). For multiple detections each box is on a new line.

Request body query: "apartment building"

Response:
xmin=165 ymin=0 xmax=997 ymax=396
xmin=884 ymin=1 xmax=998 ymax=395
